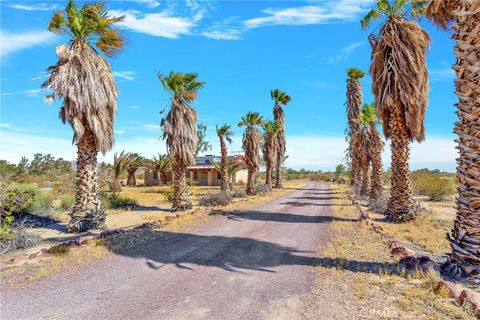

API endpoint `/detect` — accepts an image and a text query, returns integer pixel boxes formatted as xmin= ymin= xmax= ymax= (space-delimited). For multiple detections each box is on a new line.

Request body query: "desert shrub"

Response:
xmin=100 ymin=192 xmax=137 ymax=209
xmin=412 ymin=173 xmax=455 ymax=201
xmin=1 ymin=189 xmax=36 ymax=217
xmin=0 ymin=219 xmax=42 ymax=254
xmin=368 ymin=192 xmax=389 ymax=213
xmin=6 ymin=184 xmax=53 ymax=215
xmin=231 ymin=190 xmax=247 ymax=198
xmin=198 ymin=191 xmax=232 ymax=207
xmin=60 ymin=193 xmax=75 ymax=210
xmin=163 ymin=189 xmax=173 ymax=202
xmin=256 ymin=184 xmax=272 ymax=195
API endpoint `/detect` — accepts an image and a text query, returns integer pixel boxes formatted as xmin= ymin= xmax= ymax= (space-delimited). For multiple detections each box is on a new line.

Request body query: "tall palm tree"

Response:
xmin=42 ymin=0 xmax=125 ymax=232
xmin=238 ymin=112 xmax=263 ymax=195
xmin=346 ymin=68 xmax=366 ymax=188
xmin=213 ymin=159 xmax=246 ymax=190
xmin=270 ymin=89 xmax=292 ymax=188
xmin=426 ymin=0 xmax=480 ymax=277
xmin=353 ymin=125 xmax=371 ymax=197
xmin=362 ymin=103 xmax=385 ymax=202
xmin=262 ymin=120 xmax=281 ymax=188
xmin=362 ymin=0 xmax=430 ymax=222
xmin=147 ymin=154 xmax=171 ymax=185
xmin=126 ymin=154 xmax=143 ymax=186
xmin=158 ymin=71 xmax=204 ymax=210
xmin=216 ymin=124 xmax=234 ymax=191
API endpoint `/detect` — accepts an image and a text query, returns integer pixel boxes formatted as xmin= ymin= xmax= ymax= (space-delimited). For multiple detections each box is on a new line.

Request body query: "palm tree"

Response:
xmin=42 ymin=0 xmax=125 ymax=232
xmin=270 ymin=89 xmax=292 ymax=188
xmin=346 ymin=68 xmax=366 ymax=188
xmin=216 ymin=124 xmax=234 ymax=191
xmin=126 ymin=154 xmax=143 ymax=186
xmin=238 ymin=112 xmax=263 ymax=195
xmin=111 ymin=151 xmax=133 ymax=191
xmin=147 ymin=154 xmax=171 ymax=185
xmin=426 ymin=0 xmax=480 ymax=277
xmin=213 ymin=159 xmax=246 ymax=190
xmin=262 ymin=120 xmax=281 ymax=188
xmin=353 ymin=125 xmax=371 ymax=197
xmin=158 ymin=71 xmax=204 ymax=210
xmin=362 ymin=103 xmax=385 ymax=202
xmin=362 ymin=0 xmax=430 ymax=222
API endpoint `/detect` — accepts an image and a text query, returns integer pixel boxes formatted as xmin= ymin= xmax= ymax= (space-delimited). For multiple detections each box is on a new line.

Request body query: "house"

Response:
xmin=144 ymin=154 xmax=248 ymax=187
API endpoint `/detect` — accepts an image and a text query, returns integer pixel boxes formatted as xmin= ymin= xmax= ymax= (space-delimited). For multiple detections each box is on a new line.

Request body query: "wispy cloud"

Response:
xmin=0 ymin=123 xmax=12 ymax=128
xmin=7 ymin=3 xmax=57 ymax=11
xmin=109 ymin=9 xmax=196 ymax=38
xmin=113 ymin=71 xmax=137 ymax=82
xmin=144 ymin=124 xmax=160 ymax=130
xmin=243 ymin=1 xmax=373 ymax=28
xmin=1 ymin=88 xmax=41 ymax=97
xmin=327 ymin=41 xmax=366 ymax=64
xmin=135 ymin=0 xmax=160 ymax=9
xmin=129 ymin=106 xmax=141 ymax=109
xmin=0 ymin=30 xmax=55 ymax=57
xmin=430 ymin=67 xmax=455 ymax=82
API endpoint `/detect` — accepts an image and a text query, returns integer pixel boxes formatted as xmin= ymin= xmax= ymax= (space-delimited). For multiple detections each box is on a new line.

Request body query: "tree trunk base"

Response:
xmin=171 ymin=202 xmax=192 ymax=211
xmin=443 ymin=255 xmax=480 ymax=279
xmin=67 ymin=207 xmax=106 ymax=233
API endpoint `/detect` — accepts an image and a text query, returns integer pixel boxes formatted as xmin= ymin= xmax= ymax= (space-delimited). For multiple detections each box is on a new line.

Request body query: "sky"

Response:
xmin=0 ymin=0 xmax=459 ymax=171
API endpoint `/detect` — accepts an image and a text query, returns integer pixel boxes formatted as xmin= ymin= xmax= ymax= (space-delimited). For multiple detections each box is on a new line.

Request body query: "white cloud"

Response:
xmin=243 ymin=1 xmax=373 ymax=28
xmin=134 ymin=0 xmax=160 ymax=9
xmin=109 ymin=9 xmax=196 ymax=38
xmin=1 ymin=88 xmax=41 ymax=97
xmin=430 ymin=67 xmax=455 ymax=82
xmin=327 ymin=41 xmax=366 ymax=64
xmin=144 ymin=124 xmax=160 ymax=130
xmin=0 ymin=30 xmax=55 ymax=57
xmin=202 ymin=29 xmax=242 ymax=40
xmin=129 ymin=106 xmax=141 ymax=109
xmin=113 ymin=70 xmax=137 ymax=82
xmin=0 ymin=123 xmax=12 ymax=128
xmin=285 ymin=134 xmax=457 ymax=172
xmin=7 ymin=3 xmax=57 ymax=11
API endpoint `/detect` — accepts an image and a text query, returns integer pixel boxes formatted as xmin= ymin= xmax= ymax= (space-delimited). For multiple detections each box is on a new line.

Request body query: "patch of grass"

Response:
xmin=59 ymin=193 xmax=75 ymax=210
xmin=101 ymin=192 xmax=138 ymax=209
xmin=198 ymin=191 xmax=232 ymax=207
xmin=412 ymin=171 xmax=455 ymax=201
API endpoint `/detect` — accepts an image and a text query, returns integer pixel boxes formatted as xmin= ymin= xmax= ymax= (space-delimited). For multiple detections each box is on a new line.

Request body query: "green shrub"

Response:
xmin=30 ymin=191 xmax=53 ymax=214
xmin=60 ymin=193 xmax=75 ymax=210
xmin=412 ymin=173 xmax=455 ymax=201
xmin=163 ymin=190 xmax=173 ymax=202
xmin=100 ymin=192 xmax=137 ymax=209
xmin=6 ymin=183 xmax=53 ymax=214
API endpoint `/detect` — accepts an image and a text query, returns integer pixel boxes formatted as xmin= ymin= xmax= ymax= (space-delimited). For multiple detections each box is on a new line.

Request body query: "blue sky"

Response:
xmin=0 ymin=0 xmax=458 ymax=171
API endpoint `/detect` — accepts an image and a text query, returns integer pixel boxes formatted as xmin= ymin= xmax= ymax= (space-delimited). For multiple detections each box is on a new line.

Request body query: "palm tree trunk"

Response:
xmin=160 ymin=171 xmax=167 ymax=185
xmin=360 ymin=162 xmax=370 ymax=197
xmin=67 ymin=127 xmax=105 ymax=233
xmin=265 ymin=163 xmax=272 ymax=187
xmin=220 ymin=138 xmax=229 ymax=191
xmin=172 ymin=158 xmax=191 ymax=210
xmin=274 ymin=151 xmax=283 ymax=188
xmin=386 ymin=115 xmax=414 ymax=221
xmin=443 ymin=1 xmax=480 ymax=277
xmin=246 ymin=167 xmax=257 ymax=196
xmin=127 ymin=169 xmax=136 ymax=186
xmin=369 ymin=147 xmax=384 ymax=202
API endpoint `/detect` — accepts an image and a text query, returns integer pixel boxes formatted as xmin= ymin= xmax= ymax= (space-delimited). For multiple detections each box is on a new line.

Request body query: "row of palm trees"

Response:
xmin=345 ymin=0 xmax=479 ymax=278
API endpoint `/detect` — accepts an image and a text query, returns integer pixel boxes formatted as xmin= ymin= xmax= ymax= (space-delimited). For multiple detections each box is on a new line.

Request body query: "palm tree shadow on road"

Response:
xmin=104 ymin=228 xmax=403 ymax=275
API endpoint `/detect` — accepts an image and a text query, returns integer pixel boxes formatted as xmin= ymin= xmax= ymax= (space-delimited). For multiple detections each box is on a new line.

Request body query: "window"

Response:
xmin=153 ymin=172 xmax=158 ymax=180
xmin=217 ymin=171 xmax=221 ymax=179
xmin=193 ymin=171 xmax=198 ymax=179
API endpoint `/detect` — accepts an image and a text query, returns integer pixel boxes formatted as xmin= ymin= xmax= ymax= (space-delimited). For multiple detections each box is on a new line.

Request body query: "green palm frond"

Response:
xmin=158 ymin=71 xmax=205 ymax=104
xmin=238 ymin=112 xmax=263 ymax=128
xmin=216 ymin=124 xmax=234 ymax=144
xmin=262 ymin=119 xmax=281 ymax=134
xmin=347 ymin=68 xmax=366 ymax=79
xmin=270 ymin=89 xmax=292 ymax=106
xmin=361 ymin=0 xmax=427 ymax=29
xmin=360 ymin=103 xmax=380 ymax=126
xmin=47 ymin=0 xmax=125 ymax=57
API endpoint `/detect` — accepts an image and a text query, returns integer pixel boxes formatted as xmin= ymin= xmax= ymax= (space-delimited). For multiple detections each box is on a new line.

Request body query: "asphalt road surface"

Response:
xmin=2 ymin=182 xmax=337 ymax=320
